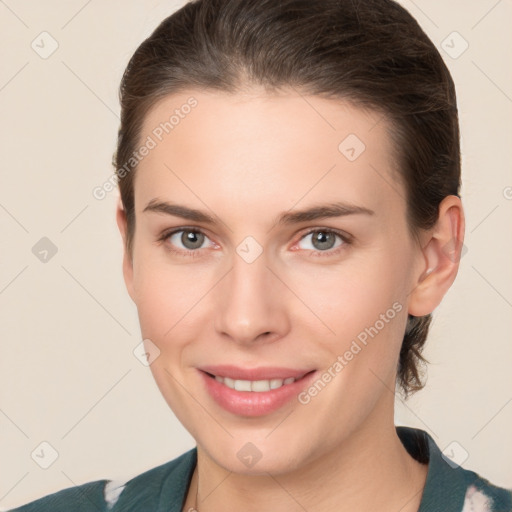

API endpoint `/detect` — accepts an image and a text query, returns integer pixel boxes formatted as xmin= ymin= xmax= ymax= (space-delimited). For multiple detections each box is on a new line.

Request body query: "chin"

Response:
xmin=197 ymin=432 xmax=314 ymax=477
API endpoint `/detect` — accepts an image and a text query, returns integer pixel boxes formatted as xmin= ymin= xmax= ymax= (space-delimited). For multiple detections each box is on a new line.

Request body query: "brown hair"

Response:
xmin=113 ymin=0 xmax=461 ymax=397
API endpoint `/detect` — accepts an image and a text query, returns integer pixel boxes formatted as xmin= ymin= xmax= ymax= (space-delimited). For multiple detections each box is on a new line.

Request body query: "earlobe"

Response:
xmin=116 ymin=199 xmax=136 ymax=303
xmin=408 ymin=195 xmax=465 ymax=317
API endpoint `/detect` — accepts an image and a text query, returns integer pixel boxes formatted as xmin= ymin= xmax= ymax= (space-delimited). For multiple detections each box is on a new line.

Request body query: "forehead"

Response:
xmin=135 ymin=88 xmax=403 ymax=220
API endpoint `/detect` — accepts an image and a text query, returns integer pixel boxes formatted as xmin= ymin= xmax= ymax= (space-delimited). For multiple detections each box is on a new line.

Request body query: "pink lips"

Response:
xmin=198 ymin=365 xmax=317 ymax=417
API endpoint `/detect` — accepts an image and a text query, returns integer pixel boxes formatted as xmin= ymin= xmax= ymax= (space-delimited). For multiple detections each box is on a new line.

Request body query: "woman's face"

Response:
xmin=119 ymin=88 xmax=427 ymax=474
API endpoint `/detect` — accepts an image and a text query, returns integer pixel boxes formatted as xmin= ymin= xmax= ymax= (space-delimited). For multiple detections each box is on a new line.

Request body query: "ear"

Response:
xmin=116 ymin=198 xmax=136 ymax=303
xmin=408 ymin=195 xmax=465 ymax=317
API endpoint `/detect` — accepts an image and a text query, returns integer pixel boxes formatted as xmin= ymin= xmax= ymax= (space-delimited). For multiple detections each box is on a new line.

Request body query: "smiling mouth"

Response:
xmin=199 ymin=368 xmax=318 ymax=416
xmin=203 ymin=371 xmax=313 ymax=392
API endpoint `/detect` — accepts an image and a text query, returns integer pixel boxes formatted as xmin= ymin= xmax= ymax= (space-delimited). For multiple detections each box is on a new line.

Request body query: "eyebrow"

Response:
xmin=143 ymin=199 xmax=375 ymax=225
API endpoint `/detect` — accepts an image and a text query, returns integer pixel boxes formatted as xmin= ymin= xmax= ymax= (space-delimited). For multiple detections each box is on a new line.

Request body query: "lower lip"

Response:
xmin=199 ymin=370 xmax=317 ymax=417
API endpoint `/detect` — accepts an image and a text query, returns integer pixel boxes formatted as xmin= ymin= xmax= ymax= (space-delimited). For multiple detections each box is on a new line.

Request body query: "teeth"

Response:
xmin=234 ymin=379 xmax=251 ymax=392
xmin=270 ymin=379 xmax=283 ymax=390
xmin=213 ymin=375 xmax=299 ymax=392
xmin=252 ymin=380 xmax=272 ymax=392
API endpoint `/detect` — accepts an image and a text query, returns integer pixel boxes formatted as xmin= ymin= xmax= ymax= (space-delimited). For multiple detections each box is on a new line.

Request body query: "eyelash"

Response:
xmin=157 ymin=226 xmax=352 ymax=259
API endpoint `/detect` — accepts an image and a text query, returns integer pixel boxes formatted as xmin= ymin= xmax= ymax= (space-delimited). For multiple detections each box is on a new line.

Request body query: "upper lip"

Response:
xmin=199 ymin=365 xmax=315 ymax=381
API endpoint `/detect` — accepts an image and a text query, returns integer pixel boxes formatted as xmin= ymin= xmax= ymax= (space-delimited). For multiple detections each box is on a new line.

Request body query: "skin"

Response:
xmin=116 ymin=88 xmax=465 ymax=512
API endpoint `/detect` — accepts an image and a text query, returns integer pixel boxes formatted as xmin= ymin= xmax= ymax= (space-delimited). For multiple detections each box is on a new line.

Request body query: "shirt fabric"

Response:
xmin=7 ymin=426 xmax=512 ymax=512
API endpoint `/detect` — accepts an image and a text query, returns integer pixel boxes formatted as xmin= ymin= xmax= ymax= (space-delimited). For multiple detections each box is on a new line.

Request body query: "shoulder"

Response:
xmin=396 ymin=426 xmax=512 ymax=512
xmin=107 ymin=447 xmax=197 ymax=511
xmin=5 ymin=480 xmax=109 ymax=512
xmin=459 ymin=470 xmax=512 ymax=512
xmin=6 ymin=448 xmax=197 ymax=512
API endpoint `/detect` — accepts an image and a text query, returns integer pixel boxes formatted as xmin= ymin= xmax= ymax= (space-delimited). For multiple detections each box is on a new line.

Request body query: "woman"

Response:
xmin=9 ymin=0 xmax=511 ymax=510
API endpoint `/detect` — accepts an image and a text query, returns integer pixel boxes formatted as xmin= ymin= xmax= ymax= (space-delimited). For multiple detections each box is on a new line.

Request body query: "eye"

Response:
xmin=158 ymin=228 xmax=215 ymax=256
xmin=295 ymin=228 xmax=351 ymax=257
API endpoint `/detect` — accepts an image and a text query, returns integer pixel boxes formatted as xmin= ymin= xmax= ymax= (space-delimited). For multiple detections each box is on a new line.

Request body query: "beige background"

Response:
xmin=1 ymin=0 xmax=511 ymax=508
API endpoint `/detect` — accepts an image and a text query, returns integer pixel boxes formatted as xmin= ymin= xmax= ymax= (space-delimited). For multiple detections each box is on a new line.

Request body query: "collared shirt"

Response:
xmin=7 ymin=427 xmax=512 ymax=511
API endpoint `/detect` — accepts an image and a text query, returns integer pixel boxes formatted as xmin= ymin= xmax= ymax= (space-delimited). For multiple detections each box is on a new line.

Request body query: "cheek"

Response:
xmin=131 ymin=248 xmax=211 ymax=338
xmin=130 ymin=258 xmax=225 ymax=402
xmin=287 ymin=249 xmax=405 ymax=332
xmin=291 ymin=248 xmax=409 ymax=392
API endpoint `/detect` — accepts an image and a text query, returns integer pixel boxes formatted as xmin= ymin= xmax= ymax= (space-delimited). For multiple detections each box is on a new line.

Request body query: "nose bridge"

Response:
xmin=215 ymin=243 xmax=286 ymax=343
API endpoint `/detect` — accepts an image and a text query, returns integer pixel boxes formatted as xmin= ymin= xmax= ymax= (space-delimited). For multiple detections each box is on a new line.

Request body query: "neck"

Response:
xmin=183 ymin=398 xmax=428 ymax=512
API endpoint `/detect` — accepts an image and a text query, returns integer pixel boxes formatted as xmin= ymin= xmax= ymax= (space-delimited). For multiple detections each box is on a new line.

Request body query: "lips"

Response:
xmin=199 ymin=364 xmax=312 ymax=381
xmin=198 ymin=365 xmax=317 ymax=416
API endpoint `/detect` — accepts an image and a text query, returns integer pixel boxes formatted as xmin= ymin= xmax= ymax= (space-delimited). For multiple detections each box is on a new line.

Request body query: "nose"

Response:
xmin=213 ymin=248 xmax=290 ymax=346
